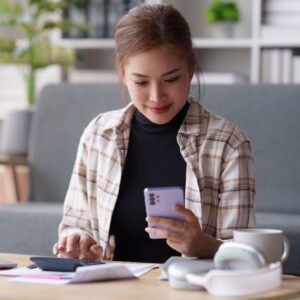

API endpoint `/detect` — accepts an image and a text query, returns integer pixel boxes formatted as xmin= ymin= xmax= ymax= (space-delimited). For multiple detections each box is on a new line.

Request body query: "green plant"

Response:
xmin=0 ymin=0 xmax=87 ymax=106
xmin=205 ymin=0 xmax=240 ymax=24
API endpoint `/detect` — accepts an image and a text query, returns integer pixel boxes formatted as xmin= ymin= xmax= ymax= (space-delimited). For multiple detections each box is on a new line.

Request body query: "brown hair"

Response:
xmin=114 ymin=4 xmax=198 ymax=78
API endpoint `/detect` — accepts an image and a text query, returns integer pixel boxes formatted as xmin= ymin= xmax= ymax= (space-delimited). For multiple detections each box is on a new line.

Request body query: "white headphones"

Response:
xmin=213 ymin=241 xmax=267 ymax=270
xmin=166 ymin=242 xmax=281 ymax=296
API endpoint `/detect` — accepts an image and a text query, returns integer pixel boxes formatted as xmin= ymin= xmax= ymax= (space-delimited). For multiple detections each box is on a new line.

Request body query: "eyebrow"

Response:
xmin=131 ymin=68 xmax=181 ymax=78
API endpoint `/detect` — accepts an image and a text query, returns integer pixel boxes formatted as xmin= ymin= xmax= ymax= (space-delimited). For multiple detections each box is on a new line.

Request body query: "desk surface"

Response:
xmin=0 ymin=253 xmax=300 ymax=300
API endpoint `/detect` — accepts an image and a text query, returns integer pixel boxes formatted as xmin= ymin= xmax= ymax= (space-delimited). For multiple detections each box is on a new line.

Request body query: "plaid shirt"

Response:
xmin=59 ymin=98 xmax=256 ymax=259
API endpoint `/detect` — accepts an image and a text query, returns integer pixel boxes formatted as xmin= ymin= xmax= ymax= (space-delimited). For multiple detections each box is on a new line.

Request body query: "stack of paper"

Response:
xmin=0 ymin=262 xmax=159 ymax=285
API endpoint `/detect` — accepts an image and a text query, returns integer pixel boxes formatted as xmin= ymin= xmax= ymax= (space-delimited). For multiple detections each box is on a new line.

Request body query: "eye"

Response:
xmin=134 ymin=81 xmax=148 ymax=86
xmin=165 ymin=76 xmax=180 ymax=83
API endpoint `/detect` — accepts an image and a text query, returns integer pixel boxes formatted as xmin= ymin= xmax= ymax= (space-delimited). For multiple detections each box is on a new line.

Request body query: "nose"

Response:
xmin=149 ymin=82 xmax=166 ymax=103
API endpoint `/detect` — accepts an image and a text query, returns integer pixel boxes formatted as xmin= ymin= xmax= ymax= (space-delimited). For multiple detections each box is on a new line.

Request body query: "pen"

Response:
xmin=27 ymin=264 xmax=37 ymax=269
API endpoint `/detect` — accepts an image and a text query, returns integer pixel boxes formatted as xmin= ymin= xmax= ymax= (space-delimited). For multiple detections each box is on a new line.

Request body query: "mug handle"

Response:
xmin=281 ymin=236 xmax=290 ymax=262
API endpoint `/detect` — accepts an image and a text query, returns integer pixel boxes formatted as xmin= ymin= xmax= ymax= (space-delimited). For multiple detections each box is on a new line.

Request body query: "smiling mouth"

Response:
xmin=147 ymin=104 xmax=171 ymax=114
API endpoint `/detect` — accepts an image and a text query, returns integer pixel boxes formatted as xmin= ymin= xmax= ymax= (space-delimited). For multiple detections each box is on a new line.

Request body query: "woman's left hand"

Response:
xmin=145 ymin=205 xmax=222 ymax=258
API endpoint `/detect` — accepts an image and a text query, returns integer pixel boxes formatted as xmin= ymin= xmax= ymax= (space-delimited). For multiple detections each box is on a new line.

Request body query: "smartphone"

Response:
xmin=144 ymin=186 xmax=185 ymax=239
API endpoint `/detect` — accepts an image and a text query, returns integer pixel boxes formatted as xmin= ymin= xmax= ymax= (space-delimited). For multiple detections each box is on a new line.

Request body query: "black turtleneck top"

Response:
xmin=110 ymin=103 xmax=189 ymax=263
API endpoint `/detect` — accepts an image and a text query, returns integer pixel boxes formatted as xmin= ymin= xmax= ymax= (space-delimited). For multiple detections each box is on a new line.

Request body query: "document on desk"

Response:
xmin=0 ymin=262 xmax=159 ymax=285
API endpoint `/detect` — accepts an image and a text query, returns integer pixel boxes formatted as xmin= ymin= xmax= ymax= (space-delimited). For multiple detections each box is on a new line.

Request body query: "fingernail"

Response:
xmin=92 ymin=246 xmax=99 ymax=253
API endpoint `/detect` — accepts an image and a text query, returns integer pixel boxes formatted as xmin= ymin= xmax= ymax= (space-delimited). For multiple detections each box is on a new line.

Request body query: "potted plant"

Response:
xmin=0 ymin=0 xmax=87 ymax=106
xmin=0 ymin=0 xmax=85 ymax=155
xmin=205 ymin=0 xmax=240 ymax=38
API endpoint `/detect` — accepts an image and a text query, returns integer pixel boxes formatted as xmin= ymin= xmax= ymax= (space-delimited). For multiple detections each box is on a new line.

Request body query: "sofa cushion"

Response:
xmin=197 ymin=84 xmax=300 ymax=214
xmin=0 ymin=203 xmax=62 ymax=256
xmin=28 ymin=83 xmax=124 ymax=203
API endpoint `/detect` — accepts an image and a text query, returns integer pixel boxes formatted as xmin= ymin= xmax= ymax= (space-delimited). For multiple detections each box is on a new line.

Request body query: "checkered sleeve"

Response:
xmin=216 ymin=137 xmax=256 ymax=240
xmin=58 ymin=127 xmax=96 ymax=241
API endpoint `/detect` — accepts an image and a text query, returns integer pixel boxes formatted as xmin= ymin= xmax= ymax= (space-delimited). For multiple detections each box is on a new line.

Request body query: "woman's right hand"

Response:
xmin=53 ymin=233 xmax=103 ymax=260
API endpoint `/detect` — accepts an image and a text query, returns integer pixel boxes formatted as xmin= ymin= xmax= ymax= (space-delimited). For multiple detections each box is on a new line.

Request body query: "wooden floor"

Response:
xmin=0 ymin=166 xmax=28 ymax=203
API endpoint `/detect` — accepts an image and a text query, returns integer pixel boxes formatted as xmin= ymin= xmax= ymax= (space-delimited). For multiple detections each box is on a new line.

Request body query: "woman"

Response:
xmin=53 ymin=4 xmax=255 ymax=263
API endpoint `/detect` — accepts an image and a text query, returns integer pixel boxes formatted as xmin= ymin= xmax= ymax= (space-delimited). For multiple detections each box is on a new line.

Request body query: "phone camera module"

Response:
xmin=149 ymin=193 xmax=156 ymax=205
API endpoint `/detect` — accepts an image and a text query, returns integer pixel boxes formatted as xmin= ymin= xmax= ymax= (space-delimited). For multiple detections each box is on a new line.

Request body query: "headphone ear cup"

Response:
xmin=214 ymin=242 xmax=267 ymax=270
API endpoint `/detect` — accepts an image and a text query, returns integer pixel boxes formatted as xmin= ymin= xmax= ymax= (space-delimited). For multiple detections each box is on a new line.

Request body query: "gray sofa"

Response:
xmin=0 ymin=83 xmax=299 ymax=275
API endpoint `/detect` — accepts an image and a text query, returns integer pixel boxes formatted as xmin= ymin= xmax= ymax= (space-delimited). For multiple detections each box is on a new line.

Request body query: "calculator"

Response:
xmin=30 ymin=256 xmax=104 ymax=272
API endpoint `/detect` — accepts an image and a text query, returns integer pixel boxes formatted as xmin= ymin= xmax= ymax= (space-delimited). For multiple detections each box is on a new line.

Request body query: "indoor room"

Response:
xmin=0 ymin=0 xmax=299 ymax=298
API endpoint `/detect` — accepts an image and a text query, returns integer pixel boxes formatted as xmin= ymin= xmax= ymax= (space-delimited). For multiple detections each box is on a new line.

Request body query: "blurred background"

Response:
xmin=1 ymin=0 xmax=300 ymax=202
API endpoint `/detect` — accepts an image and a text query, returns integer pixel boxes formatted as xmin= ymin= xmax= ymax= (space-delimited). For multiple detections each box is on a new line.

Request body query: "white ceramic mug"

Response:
xmin=233 ymin=229 xmax=290 ymax=264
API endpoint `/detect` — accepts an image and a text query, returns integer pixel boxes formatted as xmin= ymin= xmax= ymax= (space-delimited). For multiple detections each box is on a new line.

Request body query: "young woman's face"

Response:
xmin=122 ymin=47 xmax=193 ymax=124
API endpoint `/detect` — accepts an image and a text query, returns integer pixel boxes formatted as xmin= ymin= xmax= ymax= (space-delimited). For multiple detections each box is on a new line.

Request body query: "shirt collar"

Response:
xmin=178 ymin=97 xmax=204 ymax=136
xmin=100 ymin=102 xmax=136 ymax=132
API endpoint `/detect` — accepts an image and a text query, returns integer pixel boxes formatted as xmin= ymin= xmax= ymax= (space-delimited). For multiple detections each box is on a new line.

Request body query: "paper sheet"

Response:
xmin=0 ymin=267 xmax=71 ymax=277
xmin=126 ymin=263 xmax=160 ymax=277
xmin=0 ymin=262 xmax=159 ymax=285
